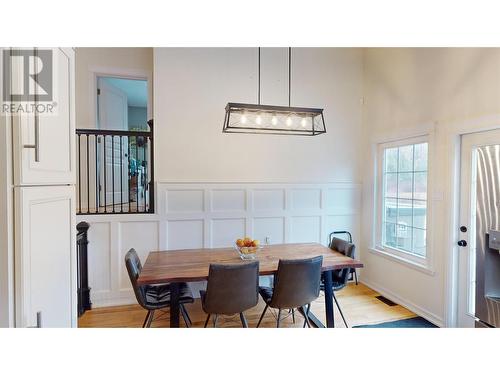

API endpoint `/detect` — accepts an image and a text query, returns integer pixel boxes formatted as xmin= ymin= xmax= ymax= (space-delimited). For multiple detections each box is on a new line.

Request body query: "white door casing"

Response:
xmin=11 ymin=48 xmax=76 ymax=186
xmin=14 ymin=185 xmax=76 ymax=327
xmin=457 ymin=128 xmax=500 ymax=327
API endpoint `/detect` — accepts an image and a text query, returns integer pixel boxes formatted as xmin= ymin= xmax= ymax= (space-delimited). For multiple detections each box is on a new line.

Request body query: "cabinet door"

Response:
xmin=15 ymin=185 xmax=76 ymax=327
xmin=12 ymin=47 xmax=75 ymax=185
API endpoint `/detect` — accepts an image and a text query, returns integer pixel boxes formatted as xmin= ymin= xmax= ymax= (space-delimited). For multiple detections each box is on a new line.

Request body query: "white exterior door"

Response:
xmin=14 ymin=185 xmax=76 ymax=327
xmin=457 ymin=129 xmax=500 ymax=327
xmin=11 ymin=47 xmax=75 ymax=186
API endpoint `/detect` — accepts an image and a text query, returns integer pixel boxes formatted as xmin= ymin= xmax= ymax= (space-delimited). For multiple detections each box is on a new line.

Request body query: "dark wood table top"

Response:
xmin=137 ymin=242 xmax=363 ymax=285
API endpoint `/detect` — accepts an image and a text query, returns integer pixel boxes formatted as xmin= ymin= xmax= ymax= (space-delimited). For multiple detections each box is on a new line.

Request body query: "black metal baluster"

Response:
xmin=148 ymin=119 xmax=155 ymax=214
xmin=95 ymin=135 xmax=98 ymax=213
xmin=143 ymin=137 xmax=147 ymax=213
xmin=86 ymin=134 xmax=90 ymax=214
xmin=75 ymin=128 xmax=155 ymax=216
xmin=78 ymin=134 xmax=81 ymax=214
xmin=128 ymin=136 xmax=131 ymax=213
xmin=103 ymin=135 xmax=107 ymax=212
xmin=120 ymin=135 xmax=123 ymax=213
xmin=136 ymin=136 xmax=139 ymax=213
xmin=111 ymin=135 xmax=115 ymax=213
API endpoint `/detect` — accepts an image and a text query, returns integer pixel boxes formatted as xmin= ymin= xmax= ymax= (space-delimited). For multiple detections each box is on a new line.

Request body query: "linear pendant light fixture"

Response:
xmin=223 ymin=48 xmax=326 ymax=136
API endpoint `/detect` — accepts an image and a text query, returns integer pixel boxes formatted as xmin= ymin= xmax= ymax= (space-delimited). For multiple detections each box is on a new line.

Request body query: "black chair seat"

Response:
xmin=258 ymin=286 xmax=273 ymax=303
xmin=145 ymin=282 xmax=194 ymax=308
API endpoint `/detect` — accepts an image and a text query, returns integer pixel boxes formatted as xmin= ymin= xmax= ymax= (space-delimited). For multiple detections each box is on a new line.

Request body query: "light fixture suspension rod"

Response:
xmin=258 ymin=47 xmax=261 ymax=105
xmin=288 ymin=47 xmax=291 ymax=107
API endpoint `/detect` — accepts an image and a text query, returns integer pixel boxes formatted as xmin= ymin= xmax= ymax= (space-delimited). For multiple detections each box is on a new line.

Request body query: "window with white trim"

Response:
xmin=378 ymin=139 xmax=429 ymax=259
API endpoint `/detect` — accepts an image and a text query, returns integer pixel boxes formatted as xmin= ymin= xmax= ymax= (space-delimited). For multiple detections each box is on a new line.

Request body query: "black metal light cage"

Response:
xmin=223 ymin=102 xmax=326 ymax=136
xmin=223 ymin=48 xmax=327 ymax=136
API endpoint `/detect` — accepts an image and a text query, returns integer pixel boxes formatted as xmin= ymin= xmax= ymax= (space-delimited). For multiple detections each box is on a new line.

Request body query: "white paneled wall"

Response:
xmin=80 ymin=182 xmax=361 ymax=307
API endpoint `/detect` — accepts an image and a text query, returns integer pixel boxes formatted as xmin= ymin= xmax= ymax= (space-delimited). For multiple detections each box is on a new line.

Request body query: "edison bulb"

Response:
xmin=301 ymin=117 xmax=307 ymax=127
xmin=271 ymin=115 xmax=278 ymax=125
xmin=286 ymin=116 xmax=293 ymax=127
xmin=256 ymin=114 xmax=262 ymax=125
xmin=241 ymin=114 xmax=247 ymax=124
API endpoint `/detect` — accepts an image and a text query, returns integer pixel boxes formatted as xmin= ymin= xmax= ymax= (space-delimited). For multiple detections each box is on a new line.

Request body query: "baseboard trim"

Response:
xmin=361 ymin=277 xmax=445 ymax=327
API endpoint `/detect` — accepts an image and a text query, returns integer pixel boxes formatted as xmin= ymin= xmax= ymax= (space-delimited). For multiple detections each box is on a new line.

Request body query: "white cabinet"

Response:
xmin=15 ymin=185 xmax=76 ymax=327
xmin=12 ymin=47 xmax=75 ymax=186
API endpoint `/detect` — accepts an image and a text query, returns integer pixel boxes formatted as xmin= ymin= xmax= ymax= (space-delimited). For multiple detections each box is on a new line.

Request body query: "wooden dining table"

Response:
xmin=137 ymin=242 xmax=363 ymax=328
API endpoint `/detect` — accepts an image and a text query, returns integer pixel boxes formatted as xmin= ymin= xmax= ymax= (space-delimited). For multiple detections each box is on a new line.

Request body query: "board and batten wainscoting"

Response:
xmin=78 ymin=182 xmax=361 ymax=307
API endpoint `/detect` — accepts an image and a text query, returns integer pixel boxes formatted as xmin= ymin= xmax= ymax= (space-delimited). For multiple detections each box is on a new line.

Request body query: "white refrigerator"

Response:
xmin=1 ymin=47 xmax=77 ymax=327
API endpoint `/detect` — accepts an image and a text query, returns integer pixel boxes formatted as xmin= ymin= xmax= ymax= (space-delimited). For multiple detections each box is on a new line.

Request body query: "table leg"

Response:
xmin=323 ymin=270 xmax=335 ymax=328
xmin=170 ymin=282 xmax=180 ymax=328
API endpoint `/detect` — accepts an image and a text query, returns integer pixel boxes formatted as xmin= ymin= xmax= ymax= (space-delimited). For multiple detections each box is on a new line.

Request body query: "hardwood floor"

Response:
xmin=78 ymin=283 xmax=416 ymax=328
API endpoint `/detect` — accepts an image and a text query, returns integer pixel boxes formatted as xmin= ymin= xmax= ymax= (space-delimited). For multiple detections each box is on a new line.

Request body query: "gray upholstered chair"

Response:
xmin=125 ymin=248 xmax=194 ymax=328
xmin=257 ymin=256 xmax=323 ymax=328
xmin=329 ymin=231 xmax=357 ymax=284
xmin=321 ymin=236 xmax=356 ymax=327
xmin=200 ymin=262 xmax=259 ymax=328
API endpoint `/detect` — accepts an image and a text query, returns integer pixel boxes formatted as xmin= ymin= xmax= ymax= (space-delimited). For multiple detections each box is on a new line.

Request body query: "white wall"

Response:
xmin=153 ymin=48 xmax=364 ymax=183
xmin=81 ymin=47 xmax=365 ymax=307
xmin=361 ymin=48 xmax=500 ymax=326
xmin=75 ymin=47 xmax=153 ymax=129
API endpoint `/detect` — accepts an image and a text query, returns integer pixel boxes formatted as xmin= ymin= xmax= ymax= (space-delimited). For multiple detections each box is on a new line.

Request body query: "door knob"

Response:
xmin=457 ymin=240 xmax=467 ymax=247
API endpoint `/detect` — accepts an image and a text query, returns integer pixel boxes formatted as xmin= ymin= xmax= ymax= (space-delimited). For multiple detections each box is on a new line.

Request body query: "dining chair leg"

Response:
xmin=142 ymin=310 xmax=151 ymax=328
xmin=354 ymin=269 xmax=358 ymax=285
xmin=290 ymin=308 xmax=295 ymax=324
xmin=333 ymin=292 xmax=348 ymax=327
xmin=180 ymin=304 xmax=191 ymax=328
xmin=240 ymin=312 xmax=248 ymax=328
xmin=257 ymin=304 xmax=268 ymax=328
xmin=204 ymin=314 xmax=211 ymax=328
xmin=146 ymin=310 xmax=155 ymax=328
xmin=213 ymin=314 xmax=219 ymax=328
xmin=299 ymin=305 xmax=311 ymax=328
xmin=276 ymin=309 xmax=282 ymax=328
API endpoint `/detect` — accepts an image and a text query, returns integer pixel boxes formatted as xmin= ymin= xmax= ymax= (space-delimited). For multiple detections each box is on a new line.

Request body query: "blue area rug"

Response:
xmin=354 ymin=317 xmax=437 ymax=328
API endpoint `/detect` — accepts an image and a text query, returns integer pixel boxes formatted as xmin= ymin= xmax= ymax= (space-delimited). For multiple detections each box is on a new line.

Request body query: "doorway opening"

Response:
xmin=96 ymin=77 xmax=149 ymax=212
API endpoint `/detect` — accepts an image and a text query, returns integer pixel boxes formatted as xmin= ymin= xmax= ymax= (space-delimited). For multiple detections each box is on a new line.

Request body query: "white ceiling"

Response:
xmin=101 ymin=77 xmax=148 ymax=107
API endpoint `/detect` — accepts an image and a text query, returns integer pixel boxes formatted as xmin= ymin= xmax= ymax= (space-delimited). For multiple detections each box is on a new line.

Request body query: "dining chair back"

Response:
xmin=269 ymin=256 xmax=323 ymax=309
xmin=329 ymin=237 xmax=355 ymax=289
xmin=329 ymin=230 xmax=358 ymax=284
xmin=203 ymin=262 xmax=259 ymax=316
xmin=125 ymin=248 xmax=147 ymax=309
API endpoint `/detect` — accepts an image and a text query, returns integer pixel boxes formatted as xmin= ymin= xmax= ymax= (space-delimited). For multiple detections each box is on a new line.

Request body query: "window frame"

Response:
xmin=373 ymin=135 xmax=434 ymax=272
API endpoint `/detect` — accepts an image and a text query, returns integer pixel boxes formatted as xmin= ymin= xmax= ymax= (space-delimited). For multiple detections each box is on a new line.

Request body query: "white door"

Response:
xmin=12 ymin=47 xmax=75 ymax=186
xmin=97 ymin=78 xmax=129 ymax=208
xmin=457 ymin=129 xmax=500 ymax=327
xmin=14 ymin=185 xmax=76 ymax=327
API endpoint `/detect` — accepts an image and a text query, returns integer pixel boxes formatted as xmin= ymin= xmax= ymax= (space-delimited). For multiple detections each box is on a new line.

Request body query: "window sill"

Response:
xmin=368 ymin=246 xmax=435 ymax=276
